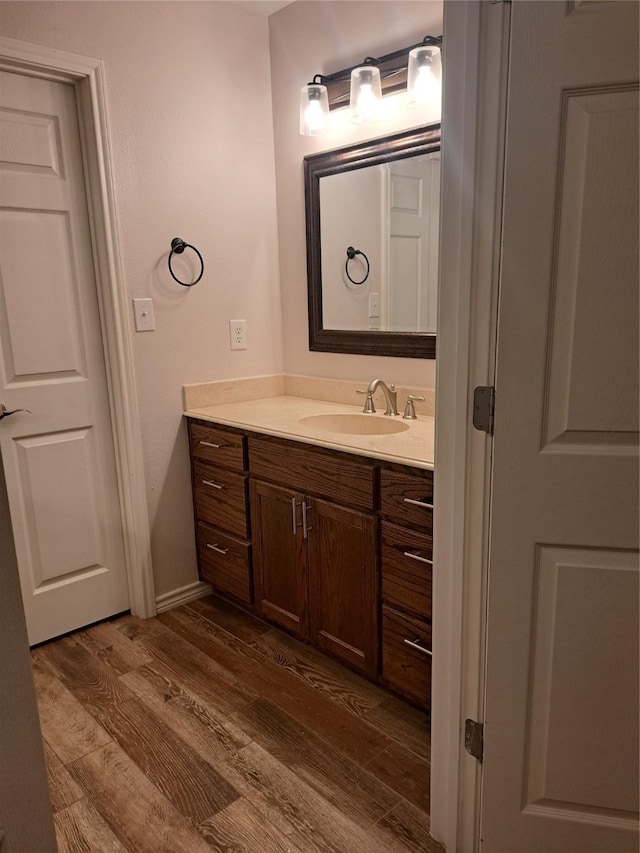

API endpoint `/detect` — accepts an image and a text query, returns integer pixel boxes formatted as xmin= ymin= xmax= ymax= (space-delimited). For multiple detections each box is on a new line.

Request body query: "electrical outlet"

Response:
xmin=368 ymin=292 xmax=380 ymax=318
xmin=229 ymin=319 xmax=247 ymax=350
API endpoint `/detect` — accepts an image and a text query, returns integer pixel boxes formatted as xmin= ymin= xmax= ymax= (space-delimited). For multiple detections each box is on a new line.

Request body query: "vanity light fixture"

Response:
xmin=349 ymin=64 xmax=382 ymax=125
xmin=300 ymin=77 xmax=330 ymax=136
xmin=299 ymin=35 xmax=442 ymax=136
xmin=407 ymin=45 xmax=441 ymax=107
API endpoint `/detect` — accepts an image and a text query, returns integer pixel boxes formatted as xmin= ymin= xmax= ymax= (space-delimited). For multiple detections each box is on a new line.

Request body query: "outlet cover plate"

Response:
xmin=229 ymin=319 xmax=247 ymax=350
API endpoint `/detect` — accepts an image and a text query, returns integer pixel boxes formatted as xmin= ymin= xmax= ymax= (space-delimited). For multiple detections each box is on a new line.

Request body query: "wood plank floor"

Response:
xmin=32 ymin=594 xmax=444 ymax=853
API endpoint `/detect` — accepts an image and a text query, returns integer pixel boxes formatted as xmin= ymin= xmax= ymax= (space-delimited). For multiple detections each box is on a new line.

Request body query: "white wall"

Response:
xmin=269 ymin=0 xmax=443 ymax=387
xmin=321 ymin=166 xmax=382 ymax=331
xmin=0 ymin=1 xmax=284 ymax=597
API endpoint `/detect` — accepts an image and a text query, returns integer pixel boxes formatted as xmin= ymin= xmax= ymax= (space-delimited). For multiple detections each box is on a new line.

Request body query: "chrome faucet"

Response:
xmin=357 ymin=379 xmax=398 ymax=416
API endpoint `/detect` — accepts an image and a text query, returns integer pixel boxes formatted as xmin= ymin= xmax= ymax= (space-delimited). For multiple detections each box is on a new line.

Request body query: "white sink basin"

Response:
xmin=298 ymin=413 xmax=410 ymax=436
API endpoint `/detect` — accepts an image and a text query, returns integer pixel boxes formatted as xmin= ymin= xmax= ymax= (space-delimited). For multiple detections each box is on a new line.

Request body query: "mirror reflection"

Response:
xmin=304 ymin=125 xmax=440 ymax=359
xmin=320 ymin=152 xmax=440 ymax=333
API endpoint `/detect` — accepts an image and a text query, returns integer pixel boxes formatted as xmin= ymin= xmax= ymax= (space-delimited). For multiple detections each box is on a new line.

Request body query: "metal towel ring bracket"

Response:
xmin=345 ymin=246 xmax=370 ymax=285
xmin=168 ymin=237 xmax=204 ymax=287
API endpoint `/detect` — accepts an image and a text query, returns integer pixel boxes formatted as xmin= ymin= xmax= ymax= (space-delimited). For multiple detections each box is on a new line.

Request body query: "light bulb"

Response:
xmin=304 ymin=99 xmax=326 ymax=133
xmin=357 ymin=84 xmax=377 ymax=120
xmin=413 ymin=65 xmax=438 ymax=104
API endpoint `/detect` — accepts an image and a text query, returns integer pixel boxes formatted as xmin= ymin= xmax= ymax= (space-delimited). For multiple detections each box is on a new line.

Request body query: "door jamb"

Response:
xmin=430 ymin=3 xmax=510 ymax=850
xmin=0 ymin=36 xmax=156 ymax=619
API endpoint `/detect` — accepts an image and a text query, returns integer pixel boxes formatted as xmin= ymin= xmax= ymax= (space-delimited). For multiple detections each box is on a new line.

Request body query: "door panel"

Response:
xmin=544 ymin=88 xmax=638 ymax=448
xmin=250 ymin=479 xmax=308 ymax=638
xmin=525 ymin=547 xmax=638 ymax=817
xmin=387 ymin=155 xmax=440 ymax=333
xmin=0 ymin=70 xmax=129 ymax=645
xmin=0 ymin=210 xmax=83 ymax=379
xmin=308 ymin=497 xmax=378 ymax=676
xmin=481 ymin=2 xmax=639 ymax=851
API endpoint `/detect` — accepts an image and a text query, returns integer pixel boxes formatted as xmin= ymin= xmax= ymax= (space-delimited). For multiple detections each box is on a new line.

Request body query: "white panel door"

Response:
xmin=0 ymin=70 xmax=129 ymax=645
xmin=481 ymin=3 xmax=639 ymax=851
xmin=386 ymin=154 xmax=440 ymax=333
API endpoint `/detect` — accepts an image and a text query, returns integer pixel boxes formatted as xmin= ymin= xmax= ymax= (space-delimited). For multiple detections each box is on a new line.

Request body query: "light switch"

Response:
xmin=133 ymin=298 xmax=155 ymax=332
xmin=369 ymin=293 xmax=380 ymax=318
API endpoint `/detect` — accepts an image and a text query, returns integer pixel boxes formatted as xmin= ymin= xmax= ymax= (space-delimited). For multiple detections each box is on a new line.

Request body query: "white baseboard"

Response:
xmin=155 ymin=580 xmax=211 ymax=614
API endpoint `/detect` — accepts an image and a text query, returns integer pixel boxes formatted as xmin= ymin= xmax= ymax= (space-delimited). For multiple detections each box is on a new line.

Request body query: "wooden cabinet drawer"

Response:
xmin=381 ymin=521 xmax=432 ymax=619
xmin=197 ymin=522 xmax=252 ymax=604
xmin=248 ymin=435 xmax=376 ymax=511
xmin=193 ymin=461 xmax=249 ymax=538
xmin=381 ymin=605 xmax=432 ymax=710
xmin=381 ymin=468 xmax=433 ymax=530
xmin=190 ymin=421 xmax=246 ymax=471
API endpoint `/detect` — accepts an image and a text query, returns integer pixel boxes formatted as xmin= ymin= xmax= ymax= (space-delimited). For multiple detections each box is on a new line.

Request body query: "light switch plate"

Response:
xmin=369 ymin=292 xmax=380 ymax=318
xmin=133 ymin=298 xmax=155 ymax=332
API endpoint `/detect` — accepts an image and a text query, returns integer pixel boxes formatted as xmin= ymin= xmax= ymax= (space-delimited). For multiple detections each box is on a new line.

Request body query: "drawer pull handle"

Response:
xmin=206 ymin=543 xmax=229 ymax=555
xmin=302 ymin=501 xmax=312 ymax=539
xmin=403 ymin=497 xmax=434 ymax=509
xmin=291 ymin=498 xmax=302 ymax=534
xmin=403 ymin=638 xmax=433 ymax=656
xmin=403 ymin=551 xmax=433 ymax=566
xmin=199 ymin=440 xmax=222 ymax=449
xmin=202 ymin=478 xmax=224 ymax=490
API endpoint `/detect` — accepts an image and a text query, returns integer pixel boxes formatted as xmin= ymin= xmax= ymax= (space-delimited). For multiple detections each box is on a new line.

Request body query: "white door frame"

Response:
xmin=430 ymin=2 xmax=510 ymax=850
xmin=0 ymin=36 xmax=156 ymax=620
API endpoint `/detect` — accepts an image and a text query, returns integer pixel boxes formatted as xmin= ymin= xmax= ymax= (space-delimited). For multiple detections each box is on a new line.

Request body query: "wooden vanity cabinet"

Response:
xmin=187 ymin=416 xmax=434 ymax=705
xmin=379 ymin=466 xmax=434 ymax=711
xmin=248 ymin=435 xmax=379 ymax=678
xmin=188 ymin=420 xmax=252 ymax=605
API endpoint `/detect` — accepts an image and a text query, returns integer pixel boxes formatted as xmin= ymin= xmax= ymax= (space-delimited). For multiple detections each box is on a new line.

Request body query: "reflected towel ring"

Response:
xmin=345 ymin=246 xmax=370 ymax=285
xmin=168 ymin=237 xmax=204 ymax=287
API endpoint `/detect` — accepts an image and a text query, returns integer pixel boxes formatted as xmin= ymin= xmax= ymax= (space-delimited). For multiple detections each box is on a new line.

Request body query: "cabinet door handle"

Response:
xmin=199 ymin=440 xmax=222 ymax=449
xmin=403 ymin=638 xmax=433 ymax=656
xmin=302 ymin=501 xmax=312 ymax=539
xmin=202 ymin=478 xmax=224 ymax=490
xmin=403 ymin=497 xmax=434 ymax=509
xmin=291 ymin=498 xmax=302 ymax=534
xmin=403 ymin=551 xmax=433 ymax=566
xmin=206 ymin=543 xmax=229 ymax=555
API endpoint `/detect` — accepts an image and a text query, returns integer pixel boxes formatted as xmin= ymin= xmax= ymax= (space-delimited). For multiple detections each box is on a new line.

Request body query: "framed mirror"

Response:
xmin=304 ymin=124 xmax=440 ymax=359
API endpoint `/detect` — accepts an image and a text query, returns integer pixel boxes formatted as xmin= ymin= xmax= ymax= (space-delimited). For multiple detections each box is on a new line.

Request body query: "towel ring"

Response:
xmin=168 ymin=237 xmax=204 ymax=287
xmin=345 ymin=246 xmax=370 ymax=285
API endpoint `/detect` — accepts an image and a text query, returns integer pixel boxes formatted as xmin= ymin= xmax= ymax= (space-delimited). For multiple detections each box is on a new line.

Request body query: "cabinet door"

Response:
xmin=307 ymin=498 xmax=378 ymax=677
xmin=250 ymin=480 xmax=308 ymax=638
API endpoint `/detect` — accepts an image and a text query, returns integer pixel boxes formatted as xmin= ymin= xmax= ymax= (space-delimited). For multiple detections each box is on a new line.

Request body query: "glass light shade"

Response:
xmin=407 ymin=46 xmax=441 ymax=108
xmin=349 ymin=66 xmax=382 ymax=125
xmin=300 ymin=83 xmax=329 ymax=136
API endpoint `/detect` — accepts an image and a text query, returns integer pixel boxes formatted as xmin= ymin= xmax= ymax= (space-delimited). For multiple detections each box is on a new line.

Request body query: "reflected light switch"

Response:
xmin=133 ymin=298 xmax=155 ymax=332
xmin=369 ymin=292 xmax=380 ymax=318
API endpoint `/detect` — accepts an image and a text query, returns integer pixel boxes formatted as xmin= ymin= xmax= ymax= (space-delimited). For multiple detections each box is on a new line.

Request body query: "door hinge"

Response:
xmin=473 ymin=386 xmax=495 ymax=435
xmin=465 ymin=719 xmax=484 ymax=762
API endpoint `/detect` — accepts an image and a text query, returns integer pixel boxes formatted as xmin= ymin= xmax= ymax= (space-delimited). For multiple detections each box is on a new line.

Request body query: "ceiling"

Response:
xmin=237 ymin=1 xmax=294 ymax=15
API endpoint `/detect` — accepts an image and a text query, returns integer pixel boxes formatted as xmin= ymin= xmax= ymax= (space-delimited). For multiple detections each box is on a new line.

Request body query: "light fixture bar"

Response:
xmin=315 ymin=35 xmax=442 ymax=112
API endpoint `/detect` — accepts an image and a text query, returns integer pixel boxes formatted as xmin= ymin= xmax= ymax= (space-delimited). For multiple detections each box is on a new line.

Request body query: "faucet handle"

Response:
xmin=356 ymin=389 xmax=376 ymax=413
xmin=403 ymin=394 xmax=425 ymax=420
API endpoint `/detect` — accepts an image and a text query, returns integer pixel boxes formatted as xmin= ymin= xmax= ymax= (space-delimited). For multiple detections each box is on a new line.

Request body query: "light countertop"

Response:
xmin=184 ymin=395 xmax=434 ymax=470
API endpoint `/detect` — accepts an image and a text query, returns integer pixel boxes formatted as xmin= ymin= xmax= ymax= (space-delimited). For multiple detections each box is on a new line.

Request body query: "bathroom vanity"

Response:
xmin=184 ymin=396 xmax=434 ymax=712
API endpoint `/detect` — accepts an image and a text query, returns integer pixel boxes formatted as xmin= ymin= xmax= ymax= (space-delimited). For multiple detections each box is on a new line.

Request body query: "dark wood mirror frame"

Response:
xmin=304 ymin=124 xmax=441 ymax=359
